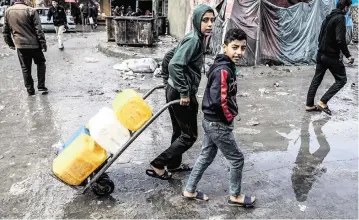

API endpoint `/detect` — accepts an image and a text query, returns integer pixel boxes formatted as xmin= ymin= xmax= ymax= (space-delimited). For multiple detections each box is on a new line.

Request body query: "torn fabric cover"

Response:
xmin=211 ymin=0 xmax=334 ymax=65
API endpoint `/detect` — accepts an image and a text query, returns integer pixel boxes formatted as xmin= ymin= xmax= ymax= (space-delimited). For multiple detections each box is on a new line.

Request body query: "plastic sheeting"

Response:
xmin=212 ymin=0 xmax=335 ymax=65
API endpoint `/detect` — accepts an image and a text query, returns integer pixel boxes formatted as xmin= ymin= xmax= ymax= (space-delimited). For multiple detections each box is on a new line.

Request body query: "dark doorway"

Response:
xmin=138 ymin=0 xmax=152 ymax=14
xmin=111 ymin=0 xmax=135 ymax=9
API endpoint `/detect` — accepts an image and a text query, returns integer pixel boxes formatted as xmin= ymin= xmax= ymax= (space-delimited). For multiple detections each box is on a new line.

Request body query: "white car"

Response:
xmin=36 ymin=7 xmax=76 ymax=32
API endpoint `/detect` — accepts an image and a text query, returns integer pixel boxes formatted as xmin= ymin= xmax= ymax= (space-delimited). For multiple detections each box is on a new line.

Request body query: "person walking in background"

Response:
xmin=2 ymin=0 xmax=48 ymax=95
xmin=305 ymin=0 xmax=355 ymax=115
xmin=47 ymin=0 xmax=67 ymax=50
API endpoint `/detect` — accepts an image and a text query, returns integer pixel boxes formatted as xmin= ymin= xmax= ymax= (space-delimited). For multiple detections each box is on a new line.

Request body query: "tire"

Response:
xmin=91 ymin=174 xmax=114 ymax=196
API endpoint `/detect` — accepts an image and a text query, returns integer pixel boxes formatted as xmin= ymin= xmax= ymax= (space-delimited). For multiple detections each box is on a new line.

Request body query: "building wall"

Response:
xmin=168 ymin=0 xmax=223 ymax=39
xmin=167 ymin=0 xmax=190 ymax=39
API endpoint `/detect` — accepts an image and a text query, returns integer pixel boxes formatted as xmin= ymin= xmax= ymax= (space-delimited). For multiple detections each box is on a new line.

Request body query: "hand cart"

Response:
xmin=51 ymin=85 xmax=180 ymax=196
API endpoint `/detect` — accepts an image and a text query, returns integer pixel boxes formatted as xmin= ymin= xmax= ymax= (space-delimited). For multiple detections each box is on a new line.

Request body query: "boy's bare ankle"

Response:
xmin=151 ymin=165 xmax=165 ymax=175
xmin=183 ymin=191 xmax=195 ymax=197
xmin=318 ymin=101 xmax=327 ymax=108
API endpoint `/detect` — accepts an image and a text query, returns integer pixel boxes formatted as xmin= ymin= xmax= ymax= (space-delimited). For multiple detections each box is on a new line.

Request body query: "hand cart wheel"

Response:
xmin=91 ymin=173 xmax=115 ymax=196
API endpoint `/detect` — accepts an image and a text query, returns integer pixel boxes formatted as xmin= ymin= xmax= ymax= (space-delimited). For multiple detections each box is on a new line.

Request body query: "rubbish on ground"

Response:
xmin=252 ymin=142 xmax=264 ymax=148
xmin=84 ymin=57 xmax=100 ymax=63
xmin=274 ymin=82 xmax=280 ymax=87
xmin=276 ymin=92 xmax=289 ymax=96
xmin=298 ymin=204 xmax=307 ymax=212
xmin=259 ymin=88 xmax=266 ymax=96
xmin=248 ymin=120 xmax=260 ymax=126
xmin=145 ymin=189 xmax=154 ymax=193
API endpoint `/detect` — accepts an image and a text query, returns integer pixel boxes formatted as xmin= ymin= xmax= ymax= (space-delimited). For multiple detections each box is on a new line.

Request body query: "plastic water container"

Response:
xmin=88 ymin=107 xmax=131 ymax=154
xmin=60 ymin=126 xmax=90 ymax=153
xmin=53 ymin=134 xmax=108 ymax=186
xmin=112 ymin=89 xmax=152 ymax=131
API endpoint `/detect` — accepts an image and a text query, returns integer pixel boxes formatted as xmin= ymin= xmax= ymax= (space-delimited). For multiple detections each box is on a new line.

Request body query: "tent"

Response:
xmin=210 ymin=0 xmax=335 ymax=66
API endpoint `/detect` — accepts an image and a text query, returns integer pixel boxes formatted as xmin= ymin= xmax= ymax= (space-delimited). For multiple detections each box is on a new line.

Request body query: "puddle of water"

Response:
xmin=246 ymin=115 xmax=358 ymax=204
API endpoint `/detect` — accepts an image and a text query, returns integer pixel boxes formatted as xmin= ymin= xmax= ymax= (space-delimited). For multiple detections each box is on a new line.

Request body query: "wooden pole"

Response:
xmin=254 ymin=0 xmax=262 ymax=66
xmin=153 ymin=0 xmax=159 ymax=38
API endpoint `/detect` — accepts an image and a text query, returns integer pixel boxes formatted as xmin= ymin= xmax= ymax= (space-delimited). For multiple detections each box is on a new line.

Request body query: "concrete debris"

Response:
xmin=115 ymin=58 xmax=157 ymax=73
xmin=0 ymin=105 xmax=5 ymax=112
xmin=113 ymin=63 xmax=130 ymax=72
xmin=273 ymin=82 xmax=280 ymax=87
xmin=84 ymin=57 xmax=100 ymax=63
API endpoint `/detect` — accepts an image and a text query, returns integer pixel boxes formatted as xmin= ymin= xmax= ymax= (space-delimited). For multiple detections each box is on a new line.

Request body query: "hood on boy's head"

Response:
xmin=192 ymin=4 xmax=214 ymax=35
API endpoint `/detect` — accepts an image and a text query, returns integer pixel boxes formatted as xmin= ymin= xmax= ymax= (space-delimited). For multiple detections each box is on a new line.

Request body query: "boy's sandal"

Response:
xmin=306 ymin=106 xmax=321 ymax=112
xmin=145 ymin=169 xmax=172 ymax=180
xmin=182 ymin=191 xmax=209 ymax=201
xmin=227 ymin=195 xmax=256 ymax=207
xmin=317 ymin=105 xmax=332 ymax=116
xmin=168 ymin=163 xmax=192 ymax=173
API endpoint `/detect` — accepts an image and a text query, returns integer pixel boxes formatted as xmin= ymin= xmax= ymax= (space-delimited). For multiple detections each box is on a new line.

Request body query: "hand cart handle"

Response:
xmin=81 ymin=99 xmax=180 ymax=194
xmin=143 ymin=85 xmax=166 ymax=100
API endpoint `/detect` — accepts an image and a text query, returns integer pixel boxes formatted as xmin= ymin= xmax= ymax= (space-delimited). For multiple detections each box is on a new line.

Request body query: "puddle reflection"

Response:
xmin=291 ymin=117 xmax=331 ymax=202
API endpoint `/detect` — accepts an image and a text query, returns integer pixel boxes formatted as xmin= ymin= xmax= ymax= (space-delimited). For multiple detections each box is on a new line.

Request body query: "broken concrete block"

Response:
xmin=114 ymin=62 xmax=130 ymax=72
xmin=118 ymin=58 xmax=158 ymax=73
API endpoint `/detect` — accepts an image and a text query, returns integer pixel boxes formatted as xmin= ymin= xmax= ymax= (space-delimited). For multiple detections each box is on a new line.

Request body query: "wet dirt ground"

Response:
xmin=0 ymin=29 xmax=358 ymax=219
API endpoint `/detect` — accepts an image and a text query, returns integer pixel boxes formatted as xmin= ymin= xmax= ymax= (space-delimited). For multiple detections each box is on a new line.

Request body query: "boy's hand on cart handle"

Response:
xmin=180 ymin=97 xmax=190 ymax=106
xmin=348 ymin=56 xmax=354 ymax=65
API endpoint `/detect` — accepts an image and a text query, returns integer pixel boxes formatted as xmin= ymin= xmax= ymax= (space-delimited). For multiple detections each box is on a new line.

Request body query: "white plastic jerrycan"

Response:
xmin=89 ymin=107 xmax=130 ymax=154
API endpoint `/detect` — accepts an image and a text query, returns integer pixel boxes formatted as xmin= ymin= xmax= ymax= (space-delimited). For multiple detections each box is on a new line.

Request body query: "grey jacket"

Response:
xmin=2 ymin=3 xmax=46 ymax=49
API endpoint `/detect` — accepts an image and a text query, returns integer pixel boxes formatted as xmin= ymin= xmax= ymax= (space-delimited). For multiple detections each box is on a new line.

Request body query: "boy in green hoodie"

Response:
xmin=146 ymin=4 xmax=215 ymax=180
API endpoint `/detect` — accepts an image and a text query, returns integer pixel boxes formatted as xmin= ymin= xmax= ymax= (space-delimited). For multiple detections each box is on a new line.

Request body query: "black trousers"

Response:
xmin=151 ymin=85 xmax=199 ymax=169
xmin=306 ymin=53 xmax=347 ymax=106
xmin=17 ymin=48 xmax=46 ymax=93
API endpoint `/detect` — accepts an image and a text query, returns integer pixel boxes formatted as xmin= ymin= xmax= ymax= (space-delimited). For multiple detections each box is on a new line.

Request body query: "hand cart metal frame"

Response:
xmin=51 ymin=85 xmax=180 ymax=196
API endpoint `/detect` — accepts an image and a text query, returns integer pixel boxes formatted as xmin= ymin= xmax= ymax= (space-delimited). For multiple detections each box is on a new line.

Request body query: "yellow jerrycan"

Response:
xmin=53 ymin=134 xmax=108 ymax=186
xmin=112 ymin=89 xmax=152 ymax=131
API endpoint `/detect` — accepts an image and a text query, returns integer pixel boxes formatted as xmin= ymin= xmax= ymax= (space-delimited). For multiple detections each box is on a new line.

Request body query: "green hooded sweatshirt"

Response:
xmin=168 ymin=4 xmax=214 ymax=99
